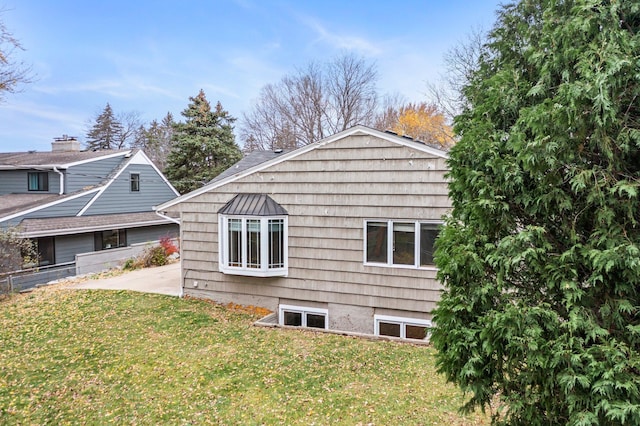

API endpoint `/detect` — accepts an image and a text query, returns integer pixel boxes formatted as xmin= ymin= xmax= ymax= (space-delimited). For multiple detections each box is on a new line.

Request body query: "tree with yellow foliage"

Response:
xmin=392 ymin=102 xmax=454 ymax=148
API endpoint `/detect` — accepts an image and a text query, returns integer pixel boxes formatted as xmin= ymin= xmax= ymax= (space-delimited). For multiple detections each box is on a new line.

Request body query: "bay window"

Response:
xmin=218 ymin=193 xmax=288 ymax=277
xmin=219 ymin=216 xmax=288 ymax=276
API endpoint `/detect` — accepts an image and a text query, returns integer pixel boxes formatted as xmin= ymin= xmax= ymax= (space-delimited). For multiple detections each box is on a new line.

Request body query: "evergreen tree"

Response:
xmin=134 ymin=112 xmax=175 ymax=171
xmin=432 ymin=1 xmax=640 ymax=424
xmin=165 ymin=90 xmax=241 ymax=193
xmin=85 ymin=103 xmax=123 ymax=150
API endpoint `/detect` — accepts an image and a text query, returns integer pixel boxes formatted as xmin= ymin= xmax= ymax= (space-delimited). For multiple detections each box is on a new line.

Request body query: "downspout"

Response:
xmin=52 ymin=166 xmax=64 ymax=195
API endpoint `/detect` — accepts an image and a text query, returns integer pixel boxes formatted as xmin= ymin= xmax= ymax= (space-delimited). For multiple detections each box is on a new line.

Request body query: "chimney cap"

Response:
xmin=54 ymin=134 xmax=78 ymax=142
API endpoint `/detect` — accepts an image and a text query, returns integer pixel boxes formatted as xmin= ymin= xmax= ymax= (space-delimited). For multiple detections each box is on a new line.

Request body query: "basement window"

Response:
xmin=374 ymin=315 xmax=432 ymax=341
xmin=218 ymin=194 xmax=288 ymax=277
xmin=279 ymin=305 xmax=328 ymax=330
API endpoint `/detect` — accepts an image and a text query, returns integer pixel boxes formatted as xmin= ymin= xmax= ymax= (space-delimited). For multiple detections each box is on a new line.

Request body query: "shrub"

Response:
xmin=140 ymin=246 xmax=168 ymax=267
xmin=122 ymin=258 xmax=137 ymax=271
xmin=159 ymin=236 xmax=179 ymax=256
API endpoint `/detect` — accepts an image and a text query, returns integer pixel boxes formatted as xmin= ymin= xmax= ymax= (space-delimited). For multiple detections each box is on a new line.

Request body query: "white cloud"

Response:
xmin=0 ymin=100 xmax=84 ymax=123
xmin=33 ymin=79 xmax=123 ymax=97
xmin=299 ymin=15 xmax=382 ymax=57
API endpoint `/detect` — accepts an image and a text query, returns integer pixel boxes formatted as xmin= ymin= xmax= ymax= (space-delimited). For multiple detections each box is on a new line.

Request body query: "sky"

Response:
xmin=0 ymin=0 xmax=504 ymax=152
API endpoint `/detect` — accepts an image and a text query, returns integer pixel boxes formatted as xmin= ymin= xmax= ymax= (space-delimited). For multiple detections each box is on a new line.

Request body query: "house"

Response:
xmin=0 ymin=136 xmax=180 ymax=275
xmin=155 ymin=126 xmax=451 ymax=341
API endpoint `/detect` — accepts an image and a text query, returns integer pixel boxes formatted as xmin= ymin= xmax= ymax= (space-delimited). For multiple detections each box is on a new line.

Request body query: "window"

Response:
xmin=219 ymin=216 xmax=288 ymax=276
xmin=35 ymin=237 xmax=55 ymax=266
xmin=28 ymin=172 xmax=49 ymax=191
xmin=365 ymin=220 xmax=440 ymax=268
xmin=24 ymin=237 xmax=54 ymax=267
xmin=94 ymin=229 xmax=127 ymax=250
xmin=218 ymin=193 xmax=288 ymax=277
xmin=130 ymin=173 xmax=140 ymax=192
xmin=374 ymin=315 xmax=432 ymax=341
xmin=279 ymin=305 xmax=328 ymax=329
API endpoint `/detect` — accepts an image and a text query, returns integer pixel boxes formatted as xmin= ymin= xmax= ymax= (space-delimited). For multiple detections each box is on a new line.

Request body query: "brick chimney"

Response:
xmin=52 ymin=135 xmax=81 ymax=152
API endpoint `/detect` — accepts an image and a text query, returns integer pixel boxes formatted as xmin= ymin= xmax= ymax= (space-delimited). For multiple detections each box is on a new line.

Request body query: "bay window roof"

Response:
xmin=218 ymin=193 xmax=288 ymax=216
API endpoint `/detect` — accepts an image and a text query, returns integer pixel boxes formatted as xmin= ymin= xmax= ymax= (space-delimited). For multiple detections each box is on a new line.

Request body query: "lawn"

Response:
xmin=0 ymin=286 xmax=488 ymax=425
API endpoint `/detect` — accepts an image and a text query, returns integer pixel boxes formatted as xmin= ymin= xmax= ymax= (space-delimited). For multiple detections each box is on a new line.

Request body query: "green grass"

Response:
xmin=0 ymin=287 xmax=488 ymax=425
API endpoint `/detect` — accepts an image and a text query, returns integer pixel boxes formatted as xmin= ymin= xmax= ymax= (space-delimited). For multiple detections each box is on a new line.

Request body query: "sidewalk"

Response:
xmin=69 ymin=262 xmax=181 ymax=296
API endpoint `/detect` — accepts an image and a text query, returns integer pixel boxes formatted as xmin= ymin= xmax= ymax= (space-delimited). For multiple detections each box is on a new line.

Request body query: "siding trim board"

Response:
xmin=0 ymin=187 xmax=101 ymax=223
xmin=77 ymin=150 xmax=178 ymax=216
xmin=57 ymin=150 xmax=131 ymax=168
xmin=18 ymin=213 xmax=175 ymax=238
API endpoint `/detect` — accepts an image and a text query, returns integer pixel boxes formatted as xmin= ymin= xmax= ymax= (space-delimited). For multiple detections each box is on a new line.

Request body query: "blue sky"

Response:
xmin=1 ymin=0 xmax=503 ymax=152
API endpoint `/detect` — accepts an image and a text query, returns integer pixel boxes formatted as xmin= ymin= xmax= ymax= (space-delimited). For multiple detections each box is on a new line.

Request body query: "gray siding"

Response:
xmin=174 ymin=133 xmax=452 ymax=335
xmin=0 ymin=170 xmax=61 ymax=195
xmin=127 ymin=224 xmax=179 ymax=245
xmin=82 ymin=164 xmax=177 ymax=215
xmin=55 ymin=233 xmax=94 ymax=263
xmin=52 ymin=224 xmax=178 ymax=265
xmin=64 ymin=155 xmax=126 ymax=193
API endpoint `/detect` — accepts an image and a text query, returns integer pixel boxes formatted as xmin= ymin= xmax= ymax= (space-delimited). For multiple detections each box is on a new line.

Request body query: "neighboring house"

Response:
xmin=0 ymin=136 xmax=180 ymax=271
xmin=155 ymin=125 xmax=451 ymax=341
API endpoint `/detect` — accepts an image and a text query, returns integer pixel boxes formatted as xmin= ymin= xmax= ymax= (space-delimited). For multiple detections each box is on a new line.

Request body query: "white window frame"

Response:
xmin=218 ymin=214 xmax=288 ymax=277
xmin=374 ymin=314 xmax=432 ymax=340
xmin=363 ymin=219 xmax=441 ymax=270
xmin=279 ymin=304 xmax=328 ymax=329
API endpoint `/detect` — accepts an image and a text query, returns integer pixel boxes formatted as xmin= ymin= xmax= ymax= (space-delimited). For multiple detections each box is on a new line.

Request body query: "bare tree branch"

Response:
xmin=240 ymin=54 xmax=379 ymax=151
xmin=0 ymin=8 xmax=33 ymax=102
xmin=425 ymin=27 xmax=487 ymax=120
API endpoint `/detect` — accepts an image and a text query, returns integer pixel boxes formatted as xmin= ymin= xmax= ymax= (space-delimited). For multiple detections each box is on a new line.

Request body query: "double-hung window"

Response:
xmin=365 ymin=220 xmax=440 ymax=268
xmin=218 ymin=194 xmax=288 ymax=277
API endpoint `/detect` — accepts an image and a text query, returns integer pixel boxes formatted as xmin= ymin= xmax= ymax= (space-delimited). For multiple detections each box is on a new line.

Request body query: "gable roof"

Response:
xmin=76 ymin=150 xmax=179 ymax=216
xmin=0 ymin=149 xmax=178 ymax=224
xmin=218 ymin=193 xmax=288 ymax=216
xmin=156 ymin=125 xmax=449 ymax=212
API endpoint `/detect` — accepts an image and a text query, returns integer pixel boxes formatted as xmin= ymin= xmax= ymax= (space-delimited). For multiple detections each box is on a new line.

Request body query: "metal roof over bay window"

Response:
xmin=218 ymin=193 xmax=288 ymax=216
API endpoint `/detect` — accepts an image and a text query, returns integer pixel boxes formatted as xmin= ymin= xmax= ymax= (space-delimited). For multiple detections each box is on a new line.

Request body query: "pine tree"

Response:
xmin=85 ymin=103 xmax=123 ymax=150
xmin=134 ymin=112 xmax=175 ymax=171
xmin=165 ymin=90 xmax=241 ymax=193
xmin=432 ymin=1 xmax=640 ymax=424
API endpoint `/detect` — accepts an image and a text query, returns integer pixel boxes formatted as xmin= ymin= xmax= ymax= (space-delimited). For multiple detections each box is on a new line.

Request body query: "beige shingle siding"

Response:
xmin=177 ymin=132 xmax=451 ymax=334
